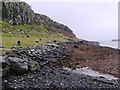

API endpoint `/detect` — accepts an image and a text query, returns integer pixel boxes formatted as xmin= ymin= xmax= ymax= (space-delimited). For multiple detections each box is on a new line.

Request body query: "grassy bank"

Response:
xmin=1 ymin=21 xmax=76 ymax=49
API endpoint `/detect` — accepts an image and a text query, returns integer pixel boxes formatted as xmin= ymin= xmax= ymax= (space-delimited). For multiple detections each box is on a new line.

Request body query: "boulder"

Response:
xmin=28 ymin=60 xmax=40 ymax=71
xmin=74 ymin=45 xmax=79 ymax=48
xmin=0 ymin=57 xmax=10 ymax=77
xmin=7 ymin=57 xmax=28 ymax=74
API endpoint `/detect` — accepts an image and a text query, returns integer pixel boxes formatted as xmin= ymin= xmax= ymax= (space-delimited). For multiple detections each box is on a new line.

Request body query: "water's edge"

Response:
xmin=100 ymin=41 xmax=118 ymax=49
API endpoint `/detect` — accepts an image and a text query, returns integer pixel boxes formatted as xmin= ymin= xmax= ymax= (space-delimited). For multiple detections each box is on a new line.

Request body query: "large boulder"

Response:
xmin=0 ymin=57 xmax=10 ymax=77
xmin=1 ymin=57 xmax=41 ymax=76
xmin=7 ymin=57 xmax=28 ymax=74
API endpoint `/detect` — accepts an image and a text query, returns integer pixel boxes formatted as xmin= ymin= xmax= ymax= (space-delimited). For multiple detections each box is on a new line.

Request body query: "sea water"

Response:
xmin=100 ymin=41 xmax=119 ymax=49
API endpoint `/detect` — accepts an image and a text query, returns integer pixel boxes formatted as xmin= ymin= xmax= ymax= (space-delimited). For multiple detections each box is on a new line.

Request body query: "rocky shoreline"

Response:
xmin=1 ymin=42 xmax=120 ymax=89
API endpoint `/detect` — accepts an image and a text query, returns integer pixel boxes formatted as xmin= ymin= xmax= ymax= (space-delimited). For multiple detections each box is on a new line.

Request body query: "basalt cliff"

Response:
xmin=2 ymin=1 xmax=76 ymax=38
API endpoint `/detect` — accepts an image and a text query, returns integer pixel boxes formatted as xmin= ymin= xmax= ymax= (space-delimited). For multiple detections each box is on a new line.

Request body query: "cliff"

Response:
xmin=2 ymin=1 xmax=76 ymax=38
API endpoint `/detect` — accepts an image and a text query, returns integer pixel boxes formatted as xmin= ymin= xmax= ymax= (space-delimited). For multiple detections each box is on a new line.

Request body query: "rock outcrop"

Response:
xmin=2 ymin=44 xmax=70 ymax=76
xmin=2 ymin=1 xmax=76 ymax=38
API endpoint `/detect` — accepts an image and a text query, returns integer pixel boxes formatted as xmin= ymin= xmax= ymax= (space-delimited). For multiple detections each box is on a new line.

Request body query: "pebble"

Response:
xmin=4 ymin=80 xmax=8 ymax=83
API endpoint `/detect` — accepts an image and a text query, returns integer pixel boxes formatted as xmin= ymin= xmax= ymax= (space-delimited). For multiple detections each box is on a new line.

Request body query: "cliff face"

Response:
xmin=2 ymin=1 xmax=76 ymax=38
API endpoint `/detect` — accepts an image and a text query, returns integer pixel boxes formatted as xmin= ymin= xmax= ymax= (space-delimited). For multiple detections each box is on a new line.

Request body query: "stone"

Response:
xmin=0 ymin=57 xmax=10 ymax=76
xmin=28 ymin=60 xmax=40 ymax=71
xmin=11 ymin=46 xmax=17 ymax=49
xmin=74 ymin=45 xmax=79 ymax=48
xmin=1 ymin=44 xmax=70 ymax=75
xmin=0 ymin=45 xmax=4 ymax=48
xmin=4 ymin=80 xmax=8 ymax=83
xmin=7 ymin=57 xmax=28 ymax=74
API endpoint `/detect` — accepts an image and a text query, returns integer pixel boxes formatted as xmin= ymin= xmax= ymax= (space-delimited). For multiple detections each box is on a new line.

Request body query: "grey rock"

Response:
xmin=73 ymin=45 xmax=79 ymax=48
xmin=0 ymin=57 xmax=10 ymax=76
xmin=7 ymin=57 xmax=28 ymax=73
xmin=28 ymin=60 xmax=40 ymax=71
xmin=2 ymin=44 xmax=70 ymax=75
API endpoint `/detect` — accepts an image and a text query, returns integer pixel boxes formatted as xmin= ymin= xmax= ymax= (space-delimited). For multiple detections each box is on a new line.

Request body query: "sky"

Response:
xmin=21 ymin=0 xmax=118 ymax=41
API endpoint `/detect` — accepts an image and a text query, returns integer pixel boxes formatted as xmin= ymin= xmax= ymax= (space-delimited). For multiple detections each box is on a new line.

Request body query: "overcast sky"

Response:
xmin=22 ymin=0 xmax=118 ymax=41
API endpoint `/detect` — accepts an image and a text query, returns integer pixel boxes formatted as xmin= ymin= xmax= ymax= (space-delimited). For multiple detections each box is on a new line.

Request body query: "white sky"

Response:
xmin=21 ymin=0 xmax=118 ymax=41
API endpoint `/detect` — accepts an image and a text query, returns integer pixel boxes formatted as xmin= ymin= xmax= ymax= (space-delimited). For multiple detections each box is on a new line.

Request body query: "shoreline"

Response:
xmin=1 ymin=42 xmax=120 ymax=89
xmin=99 ymin=41 xmax=118 ymax=49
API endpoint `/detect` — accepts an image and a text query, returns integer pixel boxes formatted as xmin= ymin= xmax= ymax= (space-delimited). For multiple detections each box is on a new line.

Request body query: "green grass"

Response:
xmin=0 ymin=21 xmax=72 ymax=49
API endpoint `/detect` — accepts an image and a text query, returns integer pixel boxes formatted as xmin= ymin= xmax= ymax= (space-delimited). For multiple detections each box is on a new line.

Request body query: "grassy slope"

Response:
xmin=0 ymin=20 xmax=77 ymax=49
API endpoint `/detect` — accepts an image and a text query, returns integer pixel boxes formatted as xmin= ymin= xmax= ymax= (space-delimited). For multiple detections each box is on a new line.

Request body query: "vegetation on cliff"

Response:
xmin=1 ymin=1 xmax=78 ymax=49
xmin=1 ymin=20 xmax=77 ymax=48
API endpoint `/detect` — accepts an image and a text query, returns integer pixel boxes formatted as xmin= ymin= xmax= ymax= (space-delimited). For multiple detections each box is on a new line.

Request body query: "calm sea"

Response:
xmin=100 ymin=41 xmax=119 ymax=49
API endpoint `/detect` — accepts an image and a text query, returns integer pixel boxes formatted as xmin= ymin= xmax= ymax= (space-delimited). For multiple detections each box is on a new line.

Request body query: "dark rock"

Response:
xmin=73 ymin=45 xmax=79 ymax=48
xmin=28 ymin=60 xmax=40 ymax=71
xmin=52 ymin=40 xmax=57 ymax=43
xmin=79 ymin=40 xmax=99 ymax=46
xmin=11 ymin=46 xmax=17 ymax=49
xmin=0 ymin=57 xmax=10 ymax=76
xmin=0 ymin=45 xmax=4 ymax=48
xmin=1 ymin=44 xmax=120 ymax=89
xmin=2 ymin=44 xmax=70 ymax=76
xmin=2 ymin=66 xmax=119 ymax=89
xmin=7 ymin=57 xmax=28 ymax=74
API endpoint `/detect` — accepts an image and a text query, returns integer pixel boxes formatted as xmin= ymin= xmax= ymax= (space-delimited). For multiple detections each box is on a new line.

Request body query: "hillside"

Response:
xmin=1 ymin=1 xmax=77 ymax=48
xmin=1 ymin=1 xmax=120 ymax=90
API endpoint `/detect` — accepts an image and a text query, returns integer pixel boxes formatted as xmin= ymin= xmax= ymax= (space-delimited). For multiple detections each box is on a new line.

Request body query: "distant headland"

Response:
xmin=111 ymin=39 xmax=120 ymax=42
